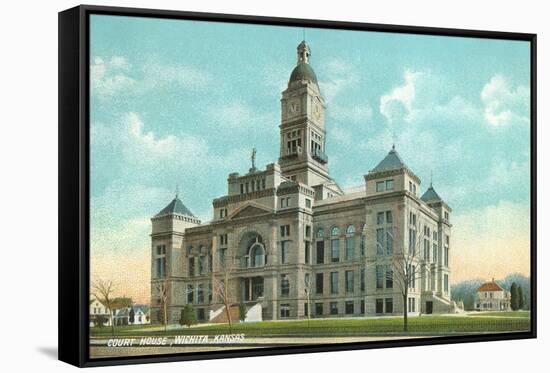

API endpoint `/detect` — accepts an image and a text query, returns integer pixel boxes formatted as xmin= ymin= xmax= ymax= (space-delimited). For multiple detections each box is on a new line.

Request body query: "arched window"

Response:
xmin=330 ymin=227 xmax=340 ymax=262
xmin=316 ymin=228 xmax=324 ymax=238
xmin=250 ymin=243 xmax=265 ymax=267
xmin=345 ymin=225 xmax=355 ymax=260
xmin=246 ymin=235 xmax=266 ymax=267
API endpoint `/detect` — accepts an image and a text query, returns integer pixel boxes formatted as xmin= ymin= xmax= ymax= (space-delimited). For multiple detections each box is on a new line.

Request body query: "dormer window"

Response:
xmin=376 ymin=181 xmax=385 ymax=192
xmin=386 ymin=179 xmax=394 ymax=191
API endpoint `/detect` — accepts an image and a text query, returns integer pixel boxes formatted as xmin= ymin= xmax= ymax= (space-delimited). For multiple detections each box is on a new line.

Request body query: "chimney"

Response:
xmin=492 ymin=277 xmax=495 ymax=283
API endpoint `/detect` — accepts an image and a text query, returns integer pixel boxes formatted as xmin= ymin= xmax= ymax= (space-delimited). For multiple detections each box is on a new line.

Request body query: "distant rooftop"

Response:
xmin=421 ymin=185 xmax=443 ymax=202
xmin=155 ymin=196 xmax=197 ymax=218
xmin=370 ymin=146 xmax=407 ymax=173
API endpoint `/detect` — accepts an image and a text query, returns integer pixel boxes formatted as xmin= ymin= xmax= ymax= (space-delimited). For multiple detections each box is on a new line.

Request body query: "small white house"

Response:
xmin=89 ymin=297 xmax=111 ymax=327
xmin=112 ymin=305 xmax=151 ymax=326
xmin=475 ymin=279 xmax=511 ymax=311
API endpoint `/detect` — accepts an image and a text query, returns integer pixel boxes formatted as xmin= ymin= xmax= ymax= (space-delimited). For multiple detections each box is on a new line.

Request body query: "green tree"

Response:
xmin=239 ymin=302 xmax=246 ymax=322
xmin=129 ymin=308 xmax=135 ymax=324
xmin=180 ymin=305 xmax=197 ymax=327
xmin=510 ymin=282 xmax=519 ymax=310
xmin=518 ymin=285 xmax=525 ymax=310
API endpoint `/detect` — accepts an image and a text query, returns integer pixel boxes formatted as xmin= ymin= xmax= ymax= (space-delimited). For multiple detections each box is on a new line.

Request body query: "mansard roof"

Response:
xmin=421 ymin=185 xmax=443 ymax=202
xmin=155 ymin=196 xmax=196 ymax=218
xmin=371 ymin=146 xmax=407 ymax=173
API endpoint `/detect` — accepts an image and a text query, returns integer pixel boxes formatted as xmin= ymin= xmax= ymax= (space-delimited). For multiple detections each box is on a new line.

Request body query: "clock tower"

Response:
xmin=279 ymin=41 xmax=331 ymax=187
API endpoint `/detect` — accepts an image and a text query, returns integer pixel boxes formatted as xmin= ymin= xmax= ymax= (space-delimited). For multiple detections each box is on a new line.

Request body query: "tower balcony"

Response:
xmin=281 ymin=146 xmax=303 ymax=159
xmin=312 ymin=148 xmax=328 ymax=164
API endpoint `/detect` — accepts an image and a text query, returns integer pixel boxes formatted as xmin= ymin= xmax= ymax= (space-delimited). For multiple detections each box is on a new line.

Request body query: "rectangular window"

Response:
xmin=445 ymin=246 xmax=449 ymax=266
xmin=377 ymin=212 xmax=384 ymax=225
xmin=330 ymin=272 xmax=339 ymax=294
xmin=240 ymin=184 xmax=244 ymax=194
xmin=198 ymin=256 xmax=205 ymax=275
xmin=386 ymin=230 xmax=393 ymax=255
xmin=386 ymin=211 xmax=393 ymax=224
xmin=376 ymin=266 xmax=384 ymax=289
xmin=316 ymin=241 xmax=325 ymax=264
xmin=345 ymin=236 xmax=355 ymax=260
xmin=345 ymin=270 xmax=354 ymax=293
xmin=444 ymin=274 xmax=449 ymax=293
xmin=155 ymin=257 xmax=166 ymax=278
xmin=198 ymin=284 xmax=204 ymax=303
xmin=345 ymin=301 xmax=354 ymax=315
xmin=330 ymin=302 xmax=338 ymax=315
xmin=433 ymin=243 xmax=438 ymax=263
xmin=305 ymin=225 xmax=311 ymax=238
xmin=304 ymin=303 xmax=309 ymax=317
xmin=305 ymin=198 xmax=312 ymax=208
xmin=385 ymin=298 xmax=393 ymax=314
xmin=360 ymin=300 xmax=365 ymax=314
xmin=280 ymin=275 xmax=290 ymax=297
xmin=376 ymin=228 xmax=385 ymax=255
xmin=360 ymin=234 xmax=365 ymax=257
xmin=385 ymin=266 xmax=393 ymax=289
xmin=315 ymin=303 xmax=323 ymax=316
xmin=187 ymin=285 xmax=194 ymax=303
xmin=280 ymin=225 xmax=290 ymax=237
xmin=376 ymin=299 xmax=384 ymax=314
xmin=444 ymin=211 xmax=449 ymax=220
xmin=408 ymin=229 xmax=416 ymax=255
xmin=188 ymin=257 xmax=195 ymax=276
xmin=280 ymin=304 xmax=290 ymax=318
xmin=281 ymin=241 xmax=290 ymax=264
xmin=360 ymin=268 xmax=365 ymax=292
xmin=331 ymin=238 xmax=340 ymax=262
xmin=376 ymin=181 xmax=385 ymax=192
xmin=208 ymin=254 xmax=213 ymax=272
xmin=315 ymin=273 xmax=324 ymax=295
xmin=305 ymin=241 xmax=311 ymax=264
xmin=386 ymin=179 xmax=394 ymax=191
xmin=424 ymin=239 xmax=430 ymax=261
xmin=219 ymin=248 xmax=226 ymax=268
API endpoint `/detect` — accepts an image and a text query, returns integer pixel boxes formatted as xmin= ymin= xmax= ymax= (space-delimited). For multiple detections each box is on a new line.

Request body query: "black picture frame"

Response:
xmin=58 ymin=4 xmax=537 ymax=368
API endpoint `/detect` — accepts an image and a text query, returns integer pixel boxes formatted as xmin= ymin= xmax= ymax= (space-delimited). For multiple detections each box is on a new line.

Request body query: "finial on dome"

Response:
xmin=297 ymin=40 xmax=311 ymax=64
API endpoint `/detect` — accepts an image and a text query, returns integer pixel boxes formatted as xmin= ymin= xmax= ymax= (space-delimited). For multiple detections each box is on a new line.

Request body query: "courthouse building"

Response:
xmin=150 ymin=41 xmax=457 ymax=323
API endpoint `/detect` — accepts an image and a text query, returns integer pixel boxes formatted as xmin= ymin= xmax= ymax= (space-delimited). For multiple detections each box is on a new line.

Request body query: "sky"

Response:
xmin=89 ymin=14 xmax=531 ymax=303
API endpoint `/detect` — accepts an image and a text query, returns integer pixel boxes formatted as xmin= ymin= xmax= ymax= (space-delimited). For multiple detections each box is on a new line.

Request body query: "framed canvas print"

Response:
xmin=58 ymin=4 xmax=537 ymax=367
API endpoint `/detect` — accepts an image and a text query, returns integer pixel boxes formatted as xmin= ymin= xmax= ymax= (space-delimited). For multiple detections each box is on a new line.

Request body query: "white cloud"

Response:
xmin=90 ymin=55 xmax=212 ymax=99
xmin=319 ymin=58 xmax=360 ymax=104
xmin=208 ymin=101 xmax=276 ymax=131
xmin=481 ymin=74 xmax=529 ymax=127
xmin=141 ymin=60 xmax=212 ymax=91
xmin=329 ymin=101 xmax=373 ymax=125
xmin=91 ymin=56 xmax=135 ymax=97
xmin=121 ymin=112 xmax=209 ymax=165
xmin=379 ymin=69 xmax=423 ymax=124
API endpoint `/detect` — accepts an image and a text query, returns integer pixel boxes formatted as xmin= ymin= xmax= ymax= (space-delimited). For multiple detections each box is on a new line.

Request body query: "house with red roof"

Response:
xmin=475 ymin=279 xmax=511 ymax=311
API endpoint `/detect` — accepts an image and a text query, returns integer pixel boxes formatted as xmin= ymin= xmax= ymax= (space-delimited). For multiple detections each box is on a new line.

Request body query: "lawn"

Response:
xmin=467 ymin=311 xmax=530 ymax=318
xmin=90 ymin=315 xmax=530 ymax=338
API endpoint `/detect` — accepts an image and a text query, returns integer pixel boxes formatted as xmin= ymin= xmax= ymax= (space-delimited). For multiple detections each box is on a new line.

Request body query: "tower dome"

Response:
xmin=288 ymin=41 xmax=318 ymax=85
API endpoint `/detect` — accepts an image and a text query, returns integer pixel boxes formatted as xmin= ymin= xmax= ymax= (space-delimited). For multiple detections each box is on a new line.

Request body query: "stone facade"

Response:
xmin=150 ymin=41 xmax=457 ymax=324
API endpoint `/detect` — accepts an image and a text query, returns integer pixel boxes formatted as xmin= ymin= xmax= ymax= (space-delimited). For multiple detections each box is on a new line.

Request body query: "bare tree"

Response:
xmin=210 ymin=250 xmax=236 ymax=333
xmin=91 ymin=279 xmax=115 ymax=336
xmin=155 ymin=277 xmax=169 ymax=333
xmin=304 ymin=272 xmax=312 ymax=328
xmin=388 ymin=213 xmax=426 ymax=332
